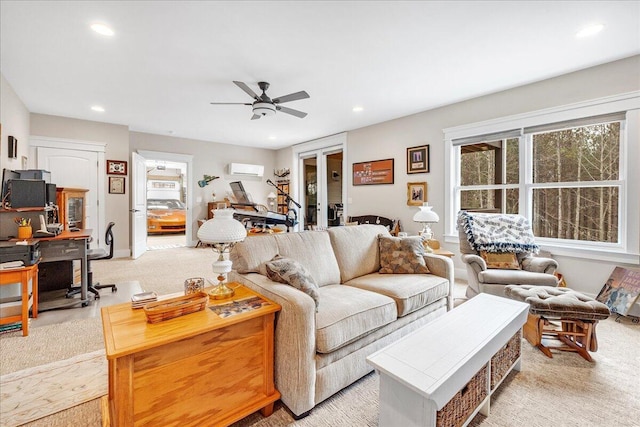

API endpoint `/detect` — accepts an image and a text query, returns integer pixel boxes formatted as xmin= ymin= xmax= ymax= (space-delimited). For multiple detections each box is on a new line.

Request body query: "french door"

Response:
xmin=297 ymin=147 xmax=344 ymax=230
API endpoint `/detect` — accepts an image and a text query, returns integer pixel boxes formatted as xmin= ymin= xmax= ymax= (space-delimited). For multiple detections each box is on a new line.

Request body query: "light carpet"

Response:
xmin=1 ymin=247 xmax=638 ymax=426
xmin=0 ymin=350 xmax=107 ymax=427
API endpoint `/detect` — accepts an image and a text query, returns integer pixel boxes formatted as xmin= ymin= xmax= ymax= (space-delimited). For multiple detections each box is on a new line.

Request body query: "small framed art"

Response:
xmin=107 ymin=160 xmax=128 ymax=175
xmin=109 ymin=176 xmax=126 ymax=194
xmin=407 ymin=182 xmax=427 ymax=206
xmin=407 ymin=145 xmax=430 ymax=174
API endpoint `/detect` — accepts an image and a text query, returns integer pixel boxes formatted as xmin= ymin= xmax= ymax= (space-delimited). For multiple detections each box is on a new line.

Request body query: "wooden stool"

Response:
xmin=505 ymin=285 xmax=610 ymax=362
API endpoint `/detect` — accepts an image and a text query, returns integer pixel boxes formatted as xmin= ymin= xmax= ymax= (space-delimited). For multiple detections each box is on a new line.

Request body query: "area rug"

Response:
xmin=0 ymin=350 xmax=107 ymax=427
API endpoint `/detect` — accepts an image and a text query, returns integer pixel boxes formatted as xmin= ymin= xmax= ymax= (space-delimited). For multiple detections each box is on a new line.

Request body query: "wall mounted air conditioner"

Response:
xmin=228 ymin=163 xmax=265 ymax=177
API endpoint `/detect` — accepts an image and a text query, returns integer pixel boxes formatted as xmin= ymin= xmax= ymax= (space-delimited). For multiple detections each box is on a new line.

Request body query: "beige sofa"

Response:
xmin=229 ymin=224 xmax=454 ymax=417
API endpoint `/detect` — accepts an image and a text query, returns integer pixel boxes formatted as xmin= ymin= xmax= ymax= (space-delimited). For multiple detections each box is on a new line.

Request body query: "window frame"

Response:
xmin=444 ymin=92 xmax=640 ymax=264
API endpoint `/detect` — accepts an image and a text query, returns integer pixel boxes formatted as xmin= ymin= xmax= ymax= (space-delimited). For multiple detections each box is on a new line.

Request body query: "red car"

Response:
xmin=147 ymin=199 xmax=186 ymax=234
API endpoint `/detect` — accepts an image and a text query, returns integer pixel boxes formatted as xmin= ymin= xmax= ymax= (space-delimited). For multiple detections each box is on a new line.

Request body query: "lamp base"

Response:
xmin=209 ymin=283 xmax=235 ymax=300
xmin=208 ymin=274 xmax=235 ymax=300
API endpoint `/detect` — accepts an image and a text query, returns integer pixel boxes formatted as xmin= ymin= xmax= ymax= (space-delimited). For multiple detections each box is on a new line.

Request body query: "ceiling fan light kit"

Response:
xmin=253 ymin=102 xmax=276 ymax=117
xmin=211 ymin=80 xmax=309 ymax=120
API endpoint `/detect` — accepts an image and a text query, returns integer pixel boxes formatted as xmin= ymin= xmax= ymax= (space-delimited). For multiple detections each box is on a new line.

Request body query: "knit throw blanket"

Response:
xmin=458 ymin=211 xmax=539 ymax=254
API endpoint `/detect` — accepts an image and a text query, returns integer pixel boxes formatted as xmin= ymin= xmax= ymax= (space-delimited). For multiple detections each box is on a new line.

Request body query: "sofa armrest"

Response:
xmin=424 ymin=253 xmax=455 ymax=310
xmin=229 ymin=271 xmax=318 ymax=417
xmin=521 ymin=256 xmax=558 ymax=274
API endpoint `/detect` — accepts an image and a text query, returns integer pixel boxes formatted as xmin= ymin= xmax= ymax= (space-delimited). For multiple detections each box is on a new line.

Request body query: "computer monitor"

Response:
xmin=9 ymin=179 xmax=47 ymax=208
xmin=229 ymin=181 xmax=254 ymax=205
xmin=1 ymin=168 xmax=19 ymax=205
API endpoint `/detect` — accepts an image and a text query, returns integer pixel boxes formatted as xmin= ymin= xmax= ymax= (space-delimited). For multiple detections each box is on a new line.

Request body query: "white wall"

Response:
xmin=0 ymin=74 xmax=30 ymax=172
xmin=345 ymin=55 xmax=640 ymax=297
xmin=30 ymin=113 xmax=131 ymax=254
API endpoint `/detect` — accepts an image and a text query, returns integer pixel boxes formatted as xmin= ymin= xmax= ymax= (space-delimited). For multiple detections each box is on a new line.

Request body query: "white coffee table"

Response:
xmin=367 ymin=293 xmax=529 ymax=427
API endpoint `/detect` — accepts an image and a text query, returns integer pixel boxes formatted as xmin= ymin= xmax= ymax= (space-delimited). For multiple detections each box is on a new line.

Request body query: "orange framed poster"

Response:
xmin=352 ymin=158 xmax=394 ymax=186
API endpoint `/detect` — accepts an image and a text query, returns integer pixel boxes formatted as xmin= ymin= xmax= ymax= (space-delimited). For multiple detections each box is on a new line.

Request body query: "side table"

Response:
xmin=0 ymin=263 xmax=39 ymax=336
xmin=101 ymin=283 xmax=281 ymax=426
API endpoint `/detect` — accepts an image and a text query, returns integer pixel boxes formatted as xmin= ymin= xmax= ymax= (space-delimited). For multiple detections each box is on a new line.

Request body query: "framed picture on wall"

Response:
xmin=107 ymin=160 xmax=128 ymax=175
xmin=109 ymin=176 xmax=126 ymax=194
xmin=407 ymin=182 xmax=427 ymax=206
xmin=407 ymin=145 xmax=430 ymax=174
xmin=352 ymin=158 xmax=394 ymax=186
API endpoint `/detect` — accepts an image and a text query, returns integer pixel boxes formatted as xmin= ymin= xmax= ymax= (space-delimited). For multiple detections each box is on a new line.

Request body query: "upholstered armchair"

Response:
xmin=458 ymin=211 xmax=559 ymax=298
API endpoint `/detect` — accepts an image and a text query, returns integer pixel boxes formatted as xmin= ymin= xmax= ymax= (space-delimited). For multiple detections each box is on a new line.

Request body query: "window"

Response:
xmin=445 ymin=93 xmax=639 ymax=262
xmin=530 ymin=121 xmax=620 ymax=243
xmin=457 ymin=118 xmax=622 ymax=244
xmin=459 ymin=137 xmax=520 ymax=215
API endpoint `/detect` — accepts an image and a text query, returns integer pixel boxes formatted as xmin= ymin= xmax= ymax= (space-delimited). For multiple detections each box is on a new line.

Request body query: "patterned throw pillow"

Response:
xmin=264 ymin=256 xmax=320 ymax=310
xmin=480 ymin=251 xmax=521 ymax=270
xmin=378 ymin=235 xmax=430 ymax=274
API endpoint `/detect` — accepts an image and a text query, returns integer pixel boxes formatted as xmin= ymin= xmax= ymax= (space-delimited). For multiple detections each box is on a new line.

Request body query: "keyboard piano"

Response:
xmin=233 ymin=209 xmax=297 ymax=230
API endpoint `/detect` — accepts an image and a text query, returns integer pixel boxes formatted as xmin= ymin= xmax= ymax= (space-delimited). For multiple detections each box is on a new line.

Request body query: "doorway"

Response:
xmin=133 ymin=150 xmax=194 ymax=258
xmin=145 ymin=159 xmax=187 ymax=250
xmin=298 ymin=148 xmax=344 ymax=230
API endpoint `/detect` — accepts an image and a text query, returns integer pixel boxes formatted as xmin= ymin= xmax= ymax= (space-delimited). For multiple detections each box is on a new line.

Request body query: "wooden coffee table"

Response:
xmin=101 ymin=283 xmax=281 ymax=426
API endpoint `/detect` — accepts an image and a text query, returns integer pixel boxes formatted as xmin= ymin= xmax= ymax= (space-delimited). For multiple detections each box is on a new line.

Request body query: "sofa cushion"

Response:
xmin=231 ymin=234 xmax=279 ymax=274
xmin=327 ymin=225 xmax=390 ymax=282
xmin=345 ymin=273 xmax=449 ymax=317
xmin=264 ymin=256 xmax=320 ymax=310
xmin=480 ymin=251 xmax=521 ymax=270
xmin=479 ymin=269 xmax=559 ymax=286
xmin=315 ymin=285 xmax=397 ymax=353
xmin=378 ymin=235 xmax=430 ymax=274
xmin=273 ymin=231 xmax=341 ymax=287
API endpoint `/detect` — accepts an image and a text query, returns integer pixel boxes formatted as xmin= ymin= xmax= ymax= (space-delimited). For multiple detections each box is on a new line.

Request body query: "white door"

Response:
xmin=37 ymin=146 xmax=102 ymax=248
xmin=131 ymin=152 xmax=147 ymax=259
xmin=297 ymin=147 xmax=343 ymax=230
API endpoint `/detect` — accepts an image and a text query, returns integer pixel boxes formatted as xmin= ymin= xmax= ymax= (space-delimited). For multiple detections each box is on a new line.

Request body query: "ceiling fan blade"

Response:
xmin=273 ymin=91 xmax=310 ymax=104
xmin=210 ymin=102 xmax=252 ymax=105
xmin=276 ymin=105 xmax=308 ymax=118
xmin=251 ymin=114 xmax=261 ymax=120
xmin=233 ymin=81 xmax=259 ymax=100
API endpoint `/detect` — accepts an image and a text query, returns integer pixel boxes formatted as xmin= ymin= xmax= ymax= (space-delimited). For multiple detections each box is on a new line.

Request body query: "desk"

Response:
xmin=0 ymin=264 xmax=39 ymax=336
xmin=16 ymin=230 xmax=92 ymax=309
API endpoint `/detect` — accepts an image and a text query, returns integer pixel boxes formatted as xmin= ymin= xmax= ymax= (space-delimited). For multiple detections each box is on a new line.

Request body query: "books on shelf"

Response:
xmin=0 ymin=322 xmax=23 ymax=334
xmin=209 ymin=296 xmax=271 ymax=318
xmin=131 ymin=291 xmax=158 ymax=309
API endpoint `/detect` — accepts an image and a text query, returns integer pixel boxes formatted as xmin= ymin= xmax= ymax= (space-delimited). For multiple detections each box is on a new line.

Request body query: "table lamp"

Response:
xmin=197 ymin=209 xmax=247 ymax=299
xmin=413 ymin=203 xmax=439 ymax=252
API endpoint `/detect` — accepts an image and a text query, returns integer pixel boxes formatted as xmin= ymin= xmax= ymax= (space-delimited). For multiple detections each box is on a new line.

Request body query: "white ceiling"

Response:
xmin=1 ymin=1 xmax=639 ymax=150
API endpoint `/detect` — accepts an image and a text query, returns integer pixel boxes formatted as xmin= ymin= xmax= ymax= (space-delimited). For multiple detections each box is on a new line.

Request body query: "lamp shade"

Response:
xmin=267 ymin=191 xmax=277 ymax=199
xmin=413 ymin=203 xmax=439 ymax=223
xmin=197 ymin=209 xmax=247 ymax=243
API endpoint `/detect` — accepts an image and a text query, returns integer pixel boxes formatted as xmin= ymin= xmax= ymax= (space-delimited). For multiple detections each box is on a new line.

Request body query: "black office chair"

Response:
xmin=66 ymin=222 xmax=117 ymax=299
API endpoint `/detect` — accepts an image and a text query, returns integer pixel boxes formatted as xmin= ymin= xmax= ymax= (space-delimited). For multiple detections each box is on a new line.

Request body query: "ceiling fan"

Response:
xmin=211 ymin=81 xmax=310 ymax=120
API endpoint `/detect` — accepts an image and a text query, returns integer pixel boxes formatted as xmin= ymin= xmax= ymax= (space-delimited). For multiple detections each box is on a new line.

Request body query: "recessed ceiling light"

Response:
xmin=91 ymin=105 xmax=105 ymax=112
xmin=91 ymin=23 xmax=114 ymax=36
xmin=352 ymin=106 xmax=364 ymax=112
xmin=576 ymin=24 xmax=604 ymax=39
xmin=268 ymin=136 xmax=277 ymax=140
